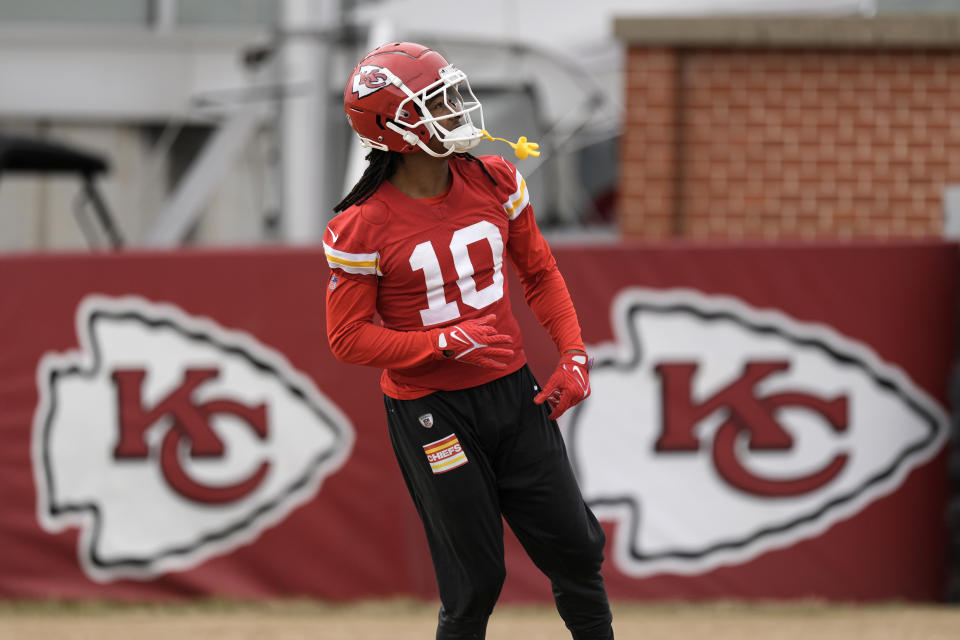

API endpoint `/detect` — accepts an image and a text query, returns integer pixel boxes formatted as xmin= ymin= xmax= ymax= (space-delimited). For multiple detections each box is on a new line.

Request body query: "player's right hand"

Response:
xmin=430 ymin=314 xmax=514 ymax=369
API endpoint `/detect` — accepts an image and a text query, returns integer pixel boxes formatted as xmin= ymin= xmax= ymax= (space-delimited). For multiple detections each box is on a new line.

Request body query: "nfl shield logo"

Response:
xmin=418 ymin=413 xmax=434 ymax=428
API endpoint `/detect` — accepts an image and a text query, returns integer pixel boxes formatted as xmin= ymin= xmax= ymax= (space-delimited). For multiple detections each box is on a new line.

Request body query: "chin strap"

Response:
xmin=481 ymin=130 xmax=541 ymax=159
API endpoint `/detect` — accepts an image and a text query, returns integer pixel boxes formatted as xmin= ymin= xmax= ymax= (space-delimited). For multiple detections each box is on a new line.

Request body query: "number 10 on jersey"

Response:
xmin=409 ymin=221 xmax=505 ymax=327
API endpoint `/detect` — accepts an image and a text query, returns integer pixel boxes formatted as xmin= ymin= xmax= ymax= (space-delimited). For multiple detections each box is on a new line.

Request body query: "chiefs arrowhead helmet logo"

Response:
xmin=352 ymin=65 xmax=393 ymax=98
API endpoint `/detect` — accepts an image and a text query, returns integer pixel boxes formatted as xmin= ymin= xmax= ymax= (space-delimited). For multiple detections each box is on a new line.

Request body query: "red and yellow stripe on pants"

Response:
xmin=422 ymin=434 xmax=468 ymax=474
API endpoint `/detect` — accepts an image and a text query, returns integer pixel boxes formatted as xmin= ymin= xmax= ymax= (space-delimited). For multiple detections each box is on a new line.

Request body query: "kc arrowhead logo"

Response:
xmin=32 ymin=295 xmax=354 ymax=582
xmin=566 ymin=288 xmax=948 ymax=577
xmin=351 ymin=65 xmax=392 ymax=98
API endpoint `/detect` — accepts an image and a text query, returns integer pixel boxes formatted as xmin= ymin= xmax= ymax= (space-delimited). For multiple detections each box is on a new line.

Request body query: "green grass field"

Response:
xmin=1 ymin=600 xmax=959 ymax=640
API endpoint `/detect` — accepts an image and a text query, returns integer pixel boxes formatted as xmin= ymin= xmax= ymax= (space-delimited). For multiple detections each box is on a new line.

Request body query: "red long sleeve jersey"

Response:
xmin=324 ymin=154 xmax=583 ymax=399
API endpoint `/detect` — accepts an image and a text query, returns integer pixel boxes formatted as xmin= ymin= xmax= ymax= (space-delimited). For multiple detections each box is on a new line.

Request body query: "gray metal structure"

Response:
xmin=3 ymin=0 xmax=959 ymax=252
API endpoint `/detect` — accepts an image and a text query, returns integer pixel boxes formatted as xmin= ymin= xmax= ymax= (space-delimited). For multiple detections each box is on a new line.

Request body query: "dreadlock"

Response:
xmin=333 ymin=149 xmax=399 ymax=213
xmin=333 ymin=148 xmax=500 ymax=214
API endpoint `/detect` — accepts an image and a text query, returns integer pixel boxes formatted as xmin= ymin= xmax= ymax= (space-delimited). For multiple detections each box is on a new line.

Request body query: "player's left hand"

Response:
xmin=534 ymin=351 xmax=593 ymax=420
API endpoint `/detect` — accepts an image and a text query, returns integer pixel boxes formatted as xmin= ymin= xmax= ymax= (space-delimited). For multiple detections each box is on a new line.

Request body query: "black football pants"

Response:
xmin=384 ymin=365 xmax=613 ymax=640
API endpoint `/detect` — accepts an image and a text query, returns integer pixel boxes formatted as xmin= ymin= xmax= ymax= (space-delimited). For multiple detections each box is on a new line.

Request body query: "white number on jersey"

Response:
xmin=409 ymin=221 xmax=505 ymax=327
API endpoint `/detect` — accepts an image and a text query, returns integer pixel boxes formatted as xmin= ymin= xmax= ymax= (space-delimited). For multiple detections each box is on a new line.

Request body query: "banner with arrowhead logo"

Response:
xmin=0 ymin=244 xmax=955 ymax=601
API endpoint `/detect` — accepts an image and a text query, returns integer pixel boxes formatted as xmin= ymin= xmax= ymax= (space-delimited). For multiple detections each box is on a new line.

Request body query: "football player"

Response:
xmin=325 ymin=42 xmax=614 ymax=640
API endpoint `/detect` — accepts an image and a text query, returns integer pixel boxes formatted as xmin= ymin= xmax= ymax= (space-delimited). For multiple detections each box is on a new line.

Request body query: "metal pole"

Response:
xmin=152 ymin=0 xmax=178 ymax=32
xmin=279 ymin=0 xmax=340 ymax=244
xmin=82 ymin=176 xmax=124 ymax=249
xmin=144 ymin=108 xmax=262 ymax=247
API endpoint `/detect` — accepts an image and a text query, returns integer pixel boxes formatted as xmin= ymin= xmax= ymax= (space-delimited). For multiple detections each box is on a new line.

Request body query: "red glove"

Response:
xmin=430 ymin=314 xmax=514 ymax=369
xmin=534 ymin=351 xmax=593 ymax=420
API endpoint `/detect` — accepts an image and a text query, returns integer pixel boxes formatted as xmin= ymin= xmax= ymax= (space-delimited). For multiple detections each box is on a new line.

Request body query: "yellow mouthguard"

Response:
xmin=480 ymin=130 xmax=541 ymax=159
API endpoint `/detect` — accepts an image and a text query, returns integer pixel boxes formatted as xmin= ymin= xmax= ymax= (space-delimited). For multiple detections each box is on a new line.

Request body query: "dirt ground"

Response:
xmin=1 ymin=600 xmax=959 ymax=640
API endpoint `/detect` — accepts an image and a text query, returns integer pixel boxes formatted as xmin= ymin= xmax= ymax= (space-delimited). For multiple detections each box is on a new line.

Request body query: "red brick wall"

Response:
xmin=619 ymin=47 xmax=960 ymax=240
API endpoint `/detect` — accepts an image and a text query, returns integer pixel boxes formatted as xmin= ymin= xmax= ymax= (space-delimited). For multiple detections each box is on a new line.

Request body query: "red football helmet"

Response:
xmin=343 ymin=42 xmax=485 ymax=157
